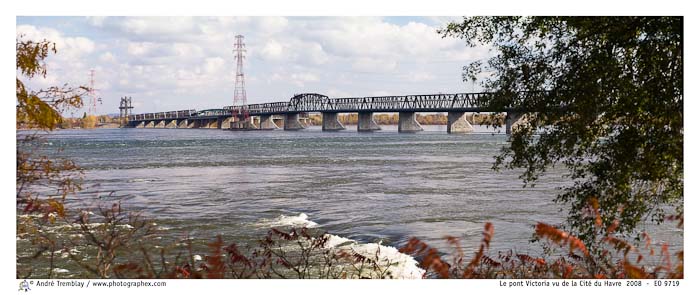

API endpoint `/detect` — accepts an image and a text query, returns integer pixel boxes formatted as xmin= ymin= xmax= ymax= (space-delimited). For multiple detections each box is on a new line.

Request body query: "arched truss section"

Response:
xmin=288 ymin=93 xmax=330 ymax=112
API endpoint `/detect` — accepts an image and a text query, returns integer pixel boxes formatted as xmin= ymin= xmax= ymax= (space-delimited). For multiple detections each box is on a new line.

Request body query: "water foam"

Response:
xmin=258 ymin=213 xmax=319 ymax=228
xmin=321 ymin=233 xmax=425 ymax=279
xmin=262 ymin=213 xmax=425 ymax=279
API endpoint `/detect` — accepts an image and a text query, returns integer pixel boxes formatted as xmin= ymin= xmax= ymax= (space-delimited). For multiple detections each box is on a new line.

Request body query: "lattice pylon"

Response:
xmin=232 ymin=35 xmax=248 ymax=122
xmin=89 ymin=69 xmax=97 ymax=115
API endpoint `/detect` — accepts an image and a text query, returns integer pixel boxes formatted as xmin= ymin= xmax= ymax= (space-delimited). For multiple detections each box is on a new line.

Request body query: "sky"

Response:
xmin=16 ymin=16 xmax=490 ymax=116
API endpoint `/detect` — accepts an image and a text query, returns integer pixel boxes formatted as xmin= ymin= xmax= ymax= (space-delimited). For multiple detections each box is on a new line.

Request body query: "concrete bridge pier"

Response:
xmin=222 ymin=117 xmax=234 ymax=129
xmin=191 ymin=119 xmax=201 ymax=128
xmin=299 ymin=113 xmax=311 ymax=128
xmin=447 ymin=112 xmax=474 ymax=134
xmin=208 ymin=119 xmax=219 ymax=129
xmin=145 ymin=121 xmax=155 ymax=128
xmin=135 ymin=121 xmax=145 ymax=128
xmin=230 ymin=118 xmax=256 ymax=129
xmin=155 ymin=120 xmax=166 ymax=128
xmin=273 ymin=118 xmax=284 ymax=128
xmin=398 ymin=112 xmax=423 ymax=133
xmin=505 ymin=112 xmax=525 ymax=135
xmin=177 ymin=119 xmax=188 ymax=128
xmin=259 ymin=115 xmax=279 ymax=130
xmin=357 ymin=112 xmax=381 ymax=132
xmin=249 ymin=118 xmax=259 ymax=129
xmin=165 ymin=119 xmax=177 ymax=128
xmin=284 ymin=113 xmax=305 ymax=130
xmin=322 ymin=112 xmax=345 ymax=131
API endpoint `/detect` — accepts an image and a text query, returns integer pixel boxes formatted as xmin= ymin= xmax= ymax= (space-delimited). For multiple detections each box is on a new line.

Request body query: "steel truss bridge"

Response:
xmin=126 ymin=92 xmax=531 ymax=133
xmin=129 ymin=92 xmax=527 ymax=119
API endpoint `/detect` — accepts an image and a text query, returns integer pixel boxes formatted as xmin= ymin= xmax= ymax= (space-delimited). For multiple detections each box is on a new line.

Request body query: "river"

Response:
xmin=18 ymin=125 xmax=683 ymax=278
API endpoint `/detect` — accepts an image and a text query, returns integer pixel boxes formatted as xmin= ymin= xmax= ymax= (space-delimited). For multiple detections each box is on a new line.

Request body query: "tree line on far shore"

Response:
xmin=57 ymin=113 xmax=119 ymax=129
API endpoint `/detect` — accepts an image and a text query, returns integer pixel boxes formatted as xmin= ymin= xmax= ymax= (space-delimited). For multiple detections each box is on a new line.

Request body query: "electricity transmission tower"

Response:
xmin=232 ymin=35 xmax=249 ymax=125
xmin=88 ymin=69 xmax=101 ymax=115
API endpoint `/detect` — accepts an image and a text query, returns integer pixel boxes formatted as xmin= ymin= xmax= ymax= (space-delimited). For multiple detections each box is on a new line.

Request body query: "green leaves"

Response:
xmin=16 ymin=37 xmax=55 ymax=79
xmin=443 ymin=17 xmax=683 ymax=243
xmin=16 ymin=37 xmax=86 ymax=130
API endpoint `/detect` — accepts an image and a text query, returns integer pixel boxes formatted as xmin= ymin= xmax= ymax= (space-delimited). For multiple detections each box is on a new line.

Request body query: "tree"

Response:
xmin=441 ymin=17 xmax=682 ymax=243
xmin=80 ymin=114 xmax=97 ymax=129
xmin=16 ymin=37 xmax=88 ymax=277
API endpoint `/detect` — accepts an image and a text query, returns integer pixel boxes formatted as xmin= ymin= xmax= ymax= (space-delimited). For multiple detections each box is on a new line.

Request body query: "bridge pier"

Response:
xmin=322 ymin=112 xmax=345 ymax=131
xmin=505 ymin=112 xmax=525 ymax=135
xmin=259 ymin=115 xmax=279 ymax=130
xmin=447 ymin=112 xmax=474 ymax=134
xmin=398 ymin=112 xmax=423 ymax=133
xmin=249 ymin=118 xmax=259 ymax=129
xmin=177 ymin=119 xmax=188 ymax=128
xmin=284 ymin=113 xmax=305 ymax=130
xmin=222 ymin=117 xmax=235 ymax=129
xmin=273 ymin=118 xmax=284 ymax=128
xmin=230 ymin=117 xmax=256 ymax=129
xmin=165 ymin=119 xmax=177 ymax=128
xmin=299 ymin=113 xmax=311 ymax=128
xmin=357 ymin=112 xmax=381 ymax=132
xmin=145 ymin=121 xmax=155 ymax=128
xmin=135 ymin=121 xmax=145 ymax=128
xmin=155 ymin=120 xmax=165 ymax=128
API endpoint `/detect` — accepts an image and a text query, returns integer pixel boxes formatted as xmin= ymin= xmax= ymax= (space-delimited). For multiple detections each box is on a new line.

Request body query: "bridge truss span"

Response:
xmin=126 ymin=91 xmax=531 ymax=134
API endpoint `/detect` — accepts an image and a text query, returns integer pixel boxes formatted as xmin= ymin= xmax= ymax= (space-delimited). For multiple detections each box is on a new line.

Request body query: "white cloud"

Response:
xmin=352 ymin=57 xmax=397 ymax=72
xmin=111 ymin=17 xmax=203 ymax=42
xmin=290 ymin=72 xmax=320 ymax=87
xmin=260 ymin=40 xmax=285 ymax=60
xmin=17 ymin=17 xmax=491 ymax=114
xmin=99 ymin=52 xmax=116 ymax=63
xmin=204 ymin=57 xmax=226 ymax=74
xmin=371 ymin=90 xmax=391 ymax=96
xmin=127 ymin=42 xmax=153 ymax=56
xmin=86 ymin=16 xmax=107 ymax=27
xmin=408 ymin=72 xmax=436 ymax=82
xmin=17 ymin=25 xmax=95 ymax=59
xmin=256 ymin=16 xmax=289 ymax=34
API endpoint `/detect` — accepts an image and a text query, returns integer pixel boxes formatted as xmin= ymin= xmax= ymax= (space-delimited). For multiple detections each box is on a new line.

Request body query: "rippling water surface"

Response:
xmin=24 ymin=125 xmax=682 ymax=275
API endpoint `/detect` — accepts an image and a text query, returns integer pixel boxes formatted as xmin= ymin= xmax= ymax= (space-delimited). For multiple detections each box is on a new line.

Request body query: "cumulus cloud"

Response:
xmin=260 ymin=39 xmax=285 ymax=60
xmin=17 ymin=25 xmax=95 ymax=59
xmin=352 ymin=57 xmax=397 ymax=72
xmin=17 ymin=16 xmax=490 ymax=114
xmin=204 ymin=57 xmax=226 ymax=74
xmin=99 ymin=52 xmax=116 ymax=63
xmin=408 ymin=72 xmax=436 ymax=82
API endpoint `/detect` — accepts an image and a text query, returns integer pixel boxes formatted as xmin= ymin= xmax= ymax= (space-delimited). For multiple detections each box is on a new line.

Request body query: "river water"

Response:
xmin=20 ymin=125 xmax=683 ymax=278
